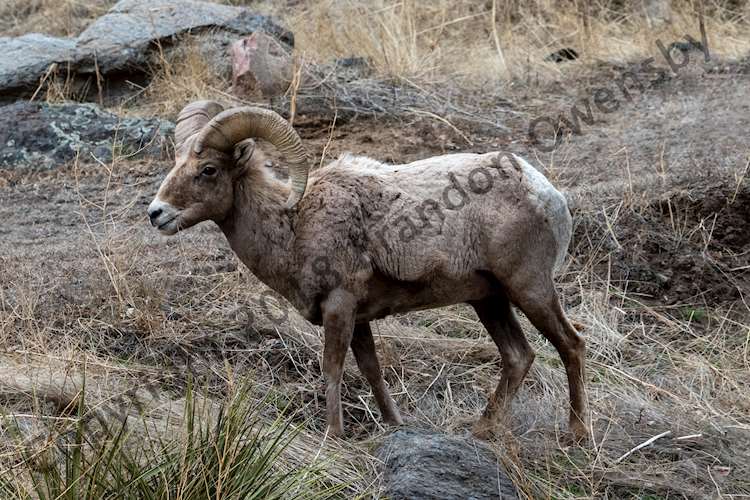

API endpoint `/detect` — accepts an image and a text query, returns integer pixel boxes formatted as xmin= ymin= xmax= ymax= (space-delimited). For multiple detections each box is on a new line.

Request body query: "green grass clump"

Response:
xmin=0 ymin=383 xmax=342 ymax=500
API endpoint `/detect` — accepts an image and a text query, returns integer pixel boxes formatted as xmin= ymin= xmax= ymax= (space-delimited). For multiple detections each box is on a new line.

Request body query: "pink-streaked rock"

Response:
xmin=231 ymin=33 xmax=293 ymax=99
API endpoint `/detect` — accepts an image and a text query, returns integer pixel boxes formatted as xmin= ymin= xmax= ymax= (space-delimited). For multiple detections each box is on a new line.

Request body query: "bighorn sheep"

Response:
xmin=148 ymin=101 xmax=588 ymax=440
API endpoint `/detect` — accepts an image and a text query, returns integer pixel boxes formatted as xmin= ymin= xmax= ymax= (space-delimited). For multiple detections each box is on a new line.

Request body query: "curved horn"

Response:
xmin=195 ymin=107 xmax=309 ymax=209
xmin=175 ymin=100 xmax=225 ymax=152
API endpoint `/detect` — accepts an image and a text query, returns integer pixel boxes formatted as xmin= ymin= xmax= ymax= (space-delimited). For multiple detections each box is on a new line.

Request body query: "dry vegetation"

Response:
xmin=160 ymin=0 xmax=750 ymax=101
xmin=2 ymin=0 xmax=750 ymax=498
xmin=0 ymin=0 xmax=113 ymax=37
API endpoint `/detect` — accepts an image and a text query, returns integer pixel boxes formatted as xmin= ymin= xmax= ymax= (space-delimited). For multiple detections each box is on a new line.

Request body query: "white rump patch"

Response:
xmin=512 ymin=154 xmax=572 ymax=272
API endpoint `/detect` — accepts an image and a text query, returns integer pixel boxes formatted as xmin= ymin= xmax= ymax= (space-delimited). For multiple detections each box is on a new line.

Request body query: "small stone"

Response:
xmin=655 ymin=273 xmax=670 ymax=285
xmin=643 ymin=0 xmax=672 ymax=27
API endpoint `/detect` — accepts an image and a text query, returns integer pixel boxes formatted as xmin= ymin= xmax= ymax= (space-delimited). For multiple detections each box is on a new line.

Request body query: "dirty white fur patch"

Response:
xmin=322 ymin=152 xmax=572 ymax=274
xmin=512 ymin=154 xmax=572 ymax=271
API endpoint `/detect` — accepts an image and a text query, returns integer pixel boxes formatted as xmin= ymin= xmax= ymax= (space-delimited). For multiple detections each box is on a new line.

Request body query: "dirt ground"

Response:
xmin=2 ymin=42 xmax=750 ymax=498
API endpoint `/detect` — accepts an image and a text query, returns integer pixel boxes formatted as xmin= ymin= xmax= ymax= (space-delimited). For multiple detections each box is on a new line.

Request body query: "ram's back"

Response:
xmin=310 ymin=152 xmax=570 ymax=285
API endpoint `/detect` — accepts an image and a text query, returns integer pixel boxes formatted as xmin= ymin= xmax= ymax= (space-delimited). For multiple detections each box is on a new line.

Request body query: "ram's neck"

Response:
xmin=219 ymin=167 xmax=299 ymax=300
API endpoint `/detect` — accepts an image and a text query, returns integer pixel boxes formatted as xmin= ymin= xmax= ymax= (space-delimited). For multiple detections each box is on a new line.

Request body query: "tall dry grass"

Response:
xmin=123 ymin=0 xmax=750 ymax=125
xmin=281 ymin=0 xmax=750 ymax=85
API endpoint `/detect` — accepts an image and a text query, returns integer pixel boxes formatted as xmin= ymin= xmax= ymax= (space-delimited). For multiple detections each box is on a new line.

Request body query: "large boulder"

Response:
xmin=75 ymin=0 xmax=293 ymax=74
xmin=0 ymin=34 xmax=76 ymax=92
xmin=0 ymin=102 xmax=174 ymax=169
xmin=0 ymin=0 xmax=293 ymax=100
xmin=377 ymin=429 xmax=519 ymax=500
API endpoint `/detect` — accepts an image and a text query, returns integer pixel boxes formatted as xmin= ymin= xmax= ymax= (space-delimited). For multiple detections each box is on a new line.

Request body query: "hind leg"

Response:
xmin=508 ymin=277 xmax=588 ymax=440
xmin=470 ymin=295 xmax=535 ymax=438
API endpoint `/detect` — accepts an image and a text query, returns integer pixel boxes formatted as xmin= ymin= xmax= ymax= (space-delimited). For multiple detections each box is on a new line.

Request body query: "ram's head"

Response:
xmin=148 ymin=101 xmax=309 ymax=234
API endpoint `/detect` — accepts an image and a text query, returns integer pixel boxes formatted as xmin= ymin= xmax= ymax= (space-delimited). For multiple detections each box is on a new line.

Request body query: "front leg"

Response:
xmin=321 ymin=288 xmax=357 ymax=437
xmin=351 ymin=323 xmax=403 ymax=426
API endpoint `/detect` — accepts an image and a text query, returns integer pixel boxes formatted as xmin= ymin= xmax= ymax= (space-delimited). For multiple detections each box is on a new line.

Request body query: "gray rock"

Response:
xmin=336 ymin=57 xmax=370 ymax=69
xmin=75 ymin=0 xmax=293 ymax=74
xmin=190 ymin=30 xmax=240 ymax=81
xmin=0 ymin=0 xmax=292 ymax=98
xmin=0 ymin=102 xmax=174 ymax=169
xmin=0 ymin=34 xmax=76 ymax=93
xmin=377 ymin=429 xmax=519 ymax=500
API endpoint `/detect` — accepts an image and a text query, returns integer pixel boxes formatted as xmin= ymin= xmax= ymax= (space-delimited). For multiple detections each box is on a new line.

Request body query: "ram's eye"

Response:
xmin=200 ymin=165 xmax=217 ymax=177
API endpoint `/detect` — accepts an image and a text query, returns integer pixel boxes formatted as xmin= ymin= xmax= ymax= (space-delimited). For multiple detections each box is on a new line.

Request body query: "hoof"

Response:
xmin=471 ymin=418 xmax=498 ymax=441
xmin=326 ymin=423 xmax=345 ymax=438
xmin=383 ymin=406 xmax=404 ymax=427
xmin=384 ymin=415 xmax=404 ymax=427
xmin=568 ymin=419 xmax=589 ymax=444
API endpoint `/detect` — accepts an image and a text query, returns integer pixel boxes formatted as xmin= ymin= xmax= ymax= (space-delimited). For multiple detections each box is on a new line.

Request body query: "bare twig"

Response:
xmin=615 ymin=431 xmax=672 ymax=463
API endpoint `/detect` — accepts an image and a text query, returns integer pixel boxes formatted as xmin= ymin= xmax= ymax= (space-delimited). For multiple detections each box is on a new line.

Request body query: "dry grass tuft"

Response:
xmin=0 ymin=0 xmax=115 ymax=37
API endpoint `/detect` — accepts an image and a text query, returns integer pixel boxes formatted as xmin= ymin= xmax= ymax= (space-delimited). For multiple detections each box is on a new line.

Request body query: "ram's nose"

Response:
xmin=148 ymin=199 xmax=169 ymax=227
xmin=148 ymin=207 xmax=163 ymax=226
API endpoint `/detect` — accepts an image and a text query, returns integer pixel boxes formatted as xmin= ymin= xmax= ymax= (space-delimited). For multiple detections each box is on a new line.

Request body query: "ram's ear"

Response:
xmin=233 ymin=138 xmax=256 ymax=167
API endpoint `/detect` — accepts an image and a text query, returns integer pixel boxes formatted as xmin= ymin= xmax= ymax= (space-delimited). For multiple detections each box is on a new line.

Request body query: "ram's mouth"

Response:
xmin=157 ymin=215 xmax=180 ymax=235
